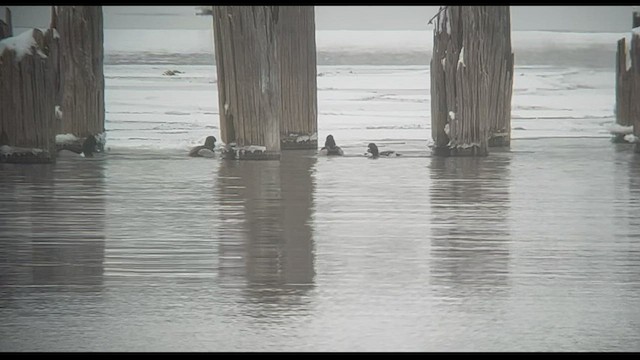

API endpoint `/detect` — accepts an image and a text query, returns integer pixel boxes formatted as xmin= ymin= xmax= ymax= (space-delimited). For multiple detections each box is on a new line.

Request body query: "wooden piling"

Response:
xmin=430 ymin=6 xmax=514 ymax=156
xmin=0 ymin=7 xmax=12 ymax=40
xmin=614 ymin=11 xmax=640 ymax=149
xmin=634 ymin=31 xmax=640 ymax=154
xmin=277 ymin=6 xmax=318 ymax=150
xmin=52 ymin=6 xmax=105 ymax=151
xmin=212 ymin=6 xmax=282 ymax=160
xmin=0 ymin=27 xmax=59 ymax=163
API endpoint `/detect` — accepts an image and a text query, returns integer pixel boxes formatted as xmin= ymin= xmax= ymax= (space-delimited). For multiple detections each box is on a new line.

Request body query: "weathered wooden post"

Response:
xmin=0 ymin=23 xmax=59 ymax=163
xmin=277 ymin=6 xmax=318 ymax=150
xmin=430 ymin=6 xmax=514 ymax=156
xmin=212 ymin=6 xmax=281 ymax=160
xmin=614 ymin=10 xmax=640 ymax=150
xmin=635 ymin=12 xmax=640 ymax=154
xmin=52 ymin=6 xmax=105 ymax=153
xmin=0 ymin=7 xmax=12 ymax=39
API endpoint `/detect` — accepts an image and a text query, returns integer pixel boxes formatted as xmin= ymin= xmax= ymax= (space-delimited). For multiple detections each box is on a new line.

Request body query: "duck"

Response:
xmin=81 ymin=135 xmax=99 ymax=157
xmin=58 ymin=135 xmax=100 ymax=157
xmin=366 ymin=142 xmax=400 ymax=158
xmin=319 ymin=134 xmax=344 ymax=156
xmin=189 ymin=136 xmax=216 ymax=157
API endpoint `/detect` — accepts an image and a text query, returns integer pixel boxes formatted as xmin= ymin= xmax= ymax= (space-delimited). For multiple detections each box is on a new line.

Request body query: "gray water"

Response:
xmin=105 ymin=48 xmax=617 ymax=69
xmin=1 ymin=137 xmax=639 ymax=352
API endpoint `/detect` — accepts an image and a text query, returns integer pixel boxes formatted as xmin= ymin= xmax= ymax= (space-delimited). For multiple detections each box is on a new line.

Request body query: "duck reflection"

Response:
xmin=216 ymin=151 xmax=316 ymax=313
xmin=428 ymin=154 xmax=512 ymax=297
xmin=0 ymin=158 xmax=106 ymax=291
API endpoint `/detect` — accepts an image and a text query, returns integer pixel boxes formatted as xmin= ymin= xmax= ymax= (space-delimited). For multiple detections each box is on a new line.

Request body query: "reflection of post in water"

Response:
xmin=0 ymin=160 xmax=106 ymax=290
xmin=428 ymin=155 xmax=511 ymax=294
xmin=29 ymin=160 xmax=107 ymax=288
xmin=626 ymin=158 xmax=640 ymax=290
xmin=215 ymin=151 xmax=316 ymax=305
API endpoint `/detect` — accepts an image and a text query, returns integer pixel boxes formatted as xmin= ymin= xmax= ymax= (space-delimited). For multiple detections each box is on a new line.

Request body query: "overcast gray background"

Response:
xmin=2 ymin=6 xmax=636 ymax=32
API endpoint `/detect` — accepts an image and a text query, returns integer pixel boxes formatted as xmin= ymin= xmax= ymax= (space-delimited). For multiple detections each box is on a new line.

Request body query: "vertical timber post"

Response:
xmin=635 ymin=10 xmax=640 ymax=153
xmin=615 ymin=10 xmax=640 ymax=148
xmin=0 ymin=7 xmax=12 ymax=40
xmin=212 ymin=6 xmax=281 ymax=160
xmin=0 ymin=26 xmax=59 ymax=163
xmin=277 ymin=6 xmax=318 ymax=150
xmin=430 ymin=6 xmax=514 ymax=156
xmin=52 ymin=6 xmax=105 ymax=152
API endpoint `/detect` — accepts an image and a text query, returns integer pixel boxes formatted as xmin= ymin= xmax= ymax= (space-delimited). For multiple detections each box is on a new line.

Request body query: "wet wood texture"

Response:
xmin=213 ymin=6 xmax=282 ymax=159
xmin=614 ymin=12 xmax=640 ymax=151
xmin=277 ymin=6 xmax=318 ymax=150
xmin=0 ymin=27 xmax=59 ymax=163
xmin=53 ymin=6 xmax=105 ymax=138
xmin=430 ymin=6 xmax=514 ymax=156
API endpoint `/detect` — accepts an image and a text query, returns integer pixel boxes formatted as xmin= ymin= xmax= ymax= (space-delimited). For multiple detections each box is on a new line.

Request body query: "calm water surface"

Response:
xmin=1 ymin=138 xmax=639 ymax=351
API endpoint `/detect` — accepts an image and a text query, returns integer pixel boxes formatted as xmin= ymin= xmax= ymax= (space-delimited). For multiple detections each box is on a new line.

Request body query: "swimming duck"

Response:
xmin=366 ymin=143 xmax=399 ymax=158
xmin=81 ymin=135 xmax=99 ymax=157
xmin=319 ymin=134 xmax=344 ymax=156
xmin=189 ymin=136 xmax=216 ymax=157
xmin=59 ymin=135 xmax=100 ymax=157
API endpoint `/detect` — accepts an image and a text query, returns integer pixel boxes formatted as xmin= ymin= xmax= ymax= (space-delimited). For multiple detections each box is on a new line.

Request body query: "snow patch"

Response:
xmin=55 ymin=105 xmax=63 ymax=120
xmin=0 ymin=145 xmax=45 ymax=155
xmin=238 ymin=145 xmax=266 ymax=153
xmin=55 ymin=133 xmax=78 ymax=144
xmin=624 ymin=134 xmax=639 ymax=143
xmin=0 ymin=29 xmax=38 ymax=61
xmin=457 ymin=47 xmax=465 ymax=68
xmin=606 ymin=123 xmax=634 ymax=135
xmin=444 ymin=123 xmax=450 ymax=136
xmin=448 ymin=111 xmax=456 ymax=121
xmin=626 ymin=38 xmax=632 ymax=71
xmin=228 ymin=145 xmax=268 ymax=158
xmin=448 ymin=142 xmax=481 ymax=149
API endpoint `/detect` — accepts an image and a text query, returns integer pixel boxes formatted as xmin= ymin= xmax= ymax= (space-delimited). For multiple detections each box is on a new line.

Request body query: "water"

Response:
xmin=2 ymin=29 xmax=640 ymax=351
xmin=1 ymin=139 xmax=639 ymax=352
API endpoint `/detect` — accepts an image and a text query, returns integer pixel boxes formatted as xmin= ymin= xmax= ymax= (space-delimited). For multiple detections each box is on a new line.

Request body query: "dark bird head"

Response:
xmin=204 ymin=136 xmax=216 ymax=150
xmin=367 ymin=142 xmax=379 ymax=157
xmin=82 ymin=135 xmax=98 ymax=157
xmin=325 ymin=135 xmax=337 ymax=149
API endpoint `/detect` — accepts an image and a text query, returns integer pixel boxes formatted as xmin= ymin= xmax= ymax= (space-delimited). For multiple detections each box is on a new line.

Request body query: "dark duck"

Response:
xmin=189 ymin=136 xmax=216 ymax=157
xmin=366 ymin=143 xmax=399 ymax=158
xmin=319 ymin=134 xmax=344 ymax=156
xmin=59 ymin=135 xmax=100 ymax=157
